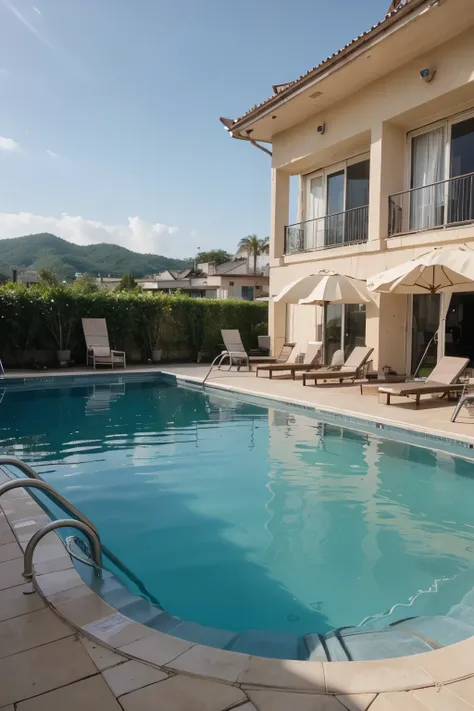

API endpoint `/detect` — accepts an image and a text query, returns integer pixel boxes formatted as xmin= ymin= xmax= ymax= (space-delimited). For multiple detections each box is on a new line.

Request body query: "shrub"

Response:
xmin=0 ymin=284 xmax=267 ymax=365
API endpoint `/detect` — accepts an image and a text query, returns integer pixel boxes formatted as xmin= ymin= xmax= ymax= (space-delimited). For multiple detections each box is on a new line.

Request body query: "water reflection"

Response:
xmin=1 ymin=380 xmax=474 ymax=634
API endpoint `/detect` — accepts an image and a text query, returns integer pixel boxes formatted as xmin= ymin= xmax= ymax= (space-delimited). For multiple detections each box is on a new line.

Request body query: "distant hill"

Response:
xmin=0 ymin=233 xmax=189 ymax=280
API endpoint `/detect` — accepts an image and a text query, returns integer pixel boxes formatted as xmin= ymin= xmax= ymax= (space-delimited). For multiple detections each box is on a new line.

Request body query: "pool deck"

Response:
xmin=2 ymin=363 xmax=474 ymax=709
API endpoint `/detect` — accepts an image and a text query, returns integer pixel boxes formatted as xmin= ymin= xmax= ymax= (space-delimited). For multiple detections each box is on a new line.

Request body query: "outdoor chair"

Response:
xmin=378 ymin=356 xmax=469 ymax=408
xmin=82 ymin=318 xmax=126 ymax=369
xmin=302 ymin=346 xmax=374 ymax=386
xmin=451 ymin=378 xmax=474 ymax=422
xmin=256 ymin=341 xmax=323 ymax=379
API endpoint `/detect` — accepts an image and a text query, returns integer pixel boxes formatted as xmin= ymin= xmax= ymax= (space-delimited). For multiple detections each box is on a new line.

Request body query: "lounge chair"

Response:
xmin=302 ymin=346 xmax=374 ymax=386
xmin=82 ymin=318 xmax=126 ymax=369
xmin=250 ymin=342 xmax=296 ymax=366
xmin=379 ymin=356 xmax=469 ymax=408
xmin=451 ymin=378 xmax=474 ymax=422
xmin=256 ymin=341 xmax=323 ymax=379
xmin=218 ymin=330 xmax=251 ymax=371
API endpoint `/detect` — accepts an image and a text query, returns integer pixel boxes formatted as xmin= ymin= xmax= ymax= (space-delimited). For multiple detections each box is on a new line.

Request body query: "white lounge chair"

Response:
xmin=82 ymin=318 xmax=126 ymax=369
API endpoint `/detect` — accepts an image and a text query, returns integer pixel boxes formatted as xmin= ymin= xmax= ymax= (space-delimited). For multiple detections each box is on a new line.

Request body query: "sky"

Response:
xmin=0 ymin=0 xmax=390 ymax=259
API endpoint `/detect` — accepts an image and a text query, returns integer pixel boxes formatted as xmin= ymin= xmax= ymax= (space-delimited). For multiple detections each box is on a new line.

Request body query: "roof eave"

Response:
xmin=227 ymin=0 xmax=429 ymax=138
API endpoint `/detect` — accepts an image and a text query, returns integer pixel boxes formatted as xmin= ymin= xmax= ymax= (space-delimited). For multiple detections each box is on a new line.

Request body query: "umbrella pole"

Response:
xmin=413 ymin=334 xmax=436 ymax=378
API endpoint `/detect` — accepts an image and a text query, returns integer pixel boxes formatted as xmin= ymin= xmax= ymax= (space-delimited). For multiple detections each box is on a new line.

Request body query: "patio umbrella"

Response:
xmin=273 ymin=271 xmax=371 ymax=362
xmin=367 ymin=247 xmax=474 ymax=375
xmin=367 ymin=247 xmax=474 ymax=295
xmin=274 ymin=270 xmax=371 ymax=304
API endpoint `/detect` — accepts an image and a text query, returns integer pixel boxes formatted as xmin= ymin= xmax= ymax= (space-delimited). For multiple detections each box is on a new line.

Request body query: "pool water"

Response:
xmin=2 ymin=379 xmax=474 ymax=638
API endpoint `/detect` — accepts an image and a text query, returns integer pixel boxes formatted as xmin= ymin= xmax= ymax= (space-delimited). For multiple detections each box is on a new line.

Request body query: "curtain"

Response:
xmin=410 ymin=127 xmax=445 ymax=230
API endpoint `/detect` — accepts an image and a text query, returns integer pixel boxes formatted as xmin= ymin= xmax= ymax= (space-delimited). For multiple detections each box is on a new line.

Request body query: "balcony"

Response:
xmin=284 ymin=205 xmax=369 ymax=255
xmin=388 ymin=172 xmax=474 ymax=237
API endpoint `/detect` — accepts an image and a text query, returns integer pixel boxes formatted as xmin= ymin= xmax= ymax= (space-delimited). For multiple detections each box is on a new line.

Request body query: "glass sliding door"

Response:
xmin=324 ymin=303 xmax=367 ymax=364
xmin=324 ymin=304 xmax=343 ymax=364
xmin=410 ymin=127 xmax=445 ymax=230
xmin=346 ymin=159 xmax=370 ymax=243
xmin=306 ymin=175 xmax=325 ymax=250
xmin=345 ymin=304 xmax=367 ymax=358
xmin=411 ymin=294 xmax=440 ymax=375
xmin=325 ymin=170 xmax=345 ymax=246
xmin=449 ymin=117 xmax=474 ymax=224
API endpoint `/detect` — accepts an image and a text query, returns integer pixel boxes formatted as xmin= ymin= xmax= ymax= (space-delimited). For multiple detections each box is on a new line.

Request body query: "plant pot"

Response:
xmin=151 ymin=348 xmax=163 ymax=363
xmin=57 ymin=350 xmax=71 ymax=367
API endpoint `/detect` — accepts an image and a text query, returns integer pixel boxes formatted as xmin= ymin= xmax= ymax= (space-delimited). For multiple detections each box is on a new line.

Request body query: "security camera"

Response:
xmin=317 ymin=123 xmax=326 ymax=135
xmin=420 ymin=67 xmax=436 ymax=83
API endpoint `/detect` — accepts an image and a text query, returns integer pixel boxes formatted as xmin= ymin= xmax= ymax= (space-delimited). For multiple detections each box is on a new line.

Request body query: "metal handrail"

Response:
xmin=285 ymin=202 xmax=370 ymax=229
xmin=23 ymin=519 xmax=102 ymax=579
xmin=0 ymin=476 xmax=98 ymax=534
xmin=389 ymin=170 xmax=474 ymax=198
xmin=0 ymin=456 xmax=162 ymax=607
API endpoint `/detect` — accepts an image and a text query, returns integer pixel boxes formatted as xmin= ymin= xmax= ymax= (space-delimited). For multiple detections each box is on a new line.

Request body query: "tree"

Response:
xmin=72 ymin=274 xmax=99 ymax=293
xmin=196 ymin=249 xmax=233 ymax=265
xmin=237 ymin=235 xmax=269 ymax=274
xmin=38 ymin=268 xmax=58 ymax=286
xmin=115 ymin=273 xmax=138 ymax=291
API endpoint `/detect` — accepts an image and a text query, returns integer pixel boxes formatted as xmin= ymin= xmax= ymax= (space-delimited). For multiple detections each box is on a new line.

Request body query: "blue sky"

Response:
xmin=0 ymin=0 xmax=389 ymax=258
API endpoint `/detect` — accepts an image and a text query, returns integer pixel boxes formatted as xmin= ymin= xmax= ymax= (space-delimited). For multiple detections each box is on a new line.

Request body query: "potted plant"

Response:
xmin=38 ymin=287 xmax=78 ymax=367
xmin=142 ymin=296 xmax=165 ymax=363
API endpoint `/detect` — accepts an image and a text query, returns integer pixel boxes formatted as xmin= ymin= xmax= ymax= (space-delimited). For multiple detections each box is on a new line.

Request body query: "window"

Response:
xmin=408 ymin=113 xmax=474 ymax=230
xmin=229 ymin=281 xmax=234 ymax=286
xmin=241 ymin=286 xmax=254 ymax=301
xmin=303 ymin=155 xmax=370 ymax=249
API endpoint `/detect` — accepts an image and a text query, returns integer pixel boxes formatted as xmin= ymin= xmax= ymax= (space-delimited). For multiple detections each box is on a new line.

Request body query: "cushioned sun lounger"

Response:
xmin=256 ymin=341 xmax=322 ymax=379
xmin=249 ymin=342 xmax=296 ymax=365
xmin=379 ymin=356 xmax=469 ymax=408
xmin=302 ymin=346 xmax=374 ymax=386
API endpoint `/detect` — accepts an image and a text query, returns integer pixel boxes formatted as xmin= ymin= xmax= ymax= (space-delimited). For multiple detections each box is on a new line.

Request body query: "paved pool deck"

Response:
xmin=2 ymin=363 xmax=474 ymax=709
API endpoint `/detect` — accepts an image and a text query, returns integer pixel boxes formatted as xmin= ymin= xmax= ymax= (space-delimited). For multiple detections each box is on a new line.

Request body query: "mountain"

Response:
xmin=0 ymin=233 xmax=189 ymax=280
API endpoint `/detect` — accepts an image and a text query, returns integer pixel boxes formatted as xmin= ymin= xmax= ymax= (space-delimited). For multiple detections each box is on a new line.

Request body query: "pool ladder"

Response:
xmin=0 ymin=456 xmax=160 ymax=604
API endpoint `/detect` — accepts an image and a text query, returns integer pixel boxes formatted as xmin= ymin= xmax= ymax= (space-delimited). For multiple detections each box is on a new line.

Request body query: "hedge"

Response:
xmin=0 ymin=285 xmax=268 ymax=366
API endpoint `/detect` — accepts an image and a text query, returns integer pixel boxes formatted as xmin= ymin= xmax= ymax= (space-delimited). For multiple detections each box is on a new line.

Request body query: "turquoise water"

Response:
xmin=2 ymin=379 xmax=474 ymax=636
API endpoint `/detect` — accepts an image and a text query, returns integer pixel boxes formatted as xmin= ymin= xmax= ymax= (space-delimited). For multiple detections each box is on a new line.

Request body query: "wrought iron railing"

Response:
xmin=284 ymin=205 xmax=368 ymax=255
xmin=388 ymin=172 xmax=474 ymax=237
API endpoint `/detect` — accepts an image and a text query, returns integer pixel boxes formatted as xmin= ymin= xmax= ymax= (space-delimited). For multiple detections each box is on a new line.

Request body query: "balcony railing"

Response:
xmin=389 ymin=172 xmax=474 ymax=237
xmin=284 ymin=205 xmax=369 ymax=255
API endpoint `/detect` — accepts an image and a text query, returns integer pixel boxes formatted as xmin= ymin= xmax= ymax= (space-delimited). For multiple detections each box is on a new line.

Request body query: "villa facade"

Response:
xmin=223 ymin=0 xmax=474 ymax=374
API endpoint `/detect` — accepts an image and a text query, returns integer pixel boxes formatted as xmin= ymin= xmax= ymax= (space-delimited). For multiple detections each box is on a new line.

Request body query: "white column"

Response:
xmin=368 ymin=122 xmax=406 ymax=246
xmin=269 ymin=169 xmax=290 ymax=354
xmin=270 ymin=168 xmax=290 ymax=259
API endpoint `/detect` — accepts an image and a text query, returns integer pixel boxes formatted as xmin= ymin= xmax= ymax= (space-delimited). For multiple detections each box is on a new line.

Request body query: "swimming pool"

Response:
xmin=3 ymin=376 xmax=474 ymax=660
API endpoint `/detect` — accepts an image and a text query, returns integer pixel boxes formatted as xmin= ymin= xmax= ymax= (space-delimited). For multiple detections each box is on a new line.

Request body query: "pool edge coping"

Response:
xmin=3 ymin=474 xmax=474 ymax=695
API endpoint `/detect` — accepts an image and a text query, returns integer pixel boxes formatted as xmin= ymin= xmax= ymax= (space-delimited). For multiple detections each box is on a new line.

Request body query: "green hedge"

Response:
xmin=0 ymin=285 xmax=268 ymax=366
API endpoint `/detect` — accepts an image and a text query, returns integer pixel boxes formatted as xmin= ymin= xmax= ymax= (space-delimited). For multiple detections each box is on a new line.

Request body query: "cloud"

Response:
xmin=4 ymin=2 xmax=55 ymax=51
xmin=0 ymin=212 xmax=189 ymax=256
xmin=33 ymin=6 xmax=41 ymax=15
xmin=45 ymin=149 xmax=58 ymax=158
xmin=0 ymin=68 xmax=9 ymax=76
xmin=0 ymin=136 xmax=20 ymax=151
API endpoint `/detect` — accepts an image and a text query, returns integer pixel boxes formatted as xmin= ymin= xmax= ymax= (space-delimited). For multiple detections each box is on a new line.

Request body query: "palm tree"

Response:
xmin=237 ymin=235 xmax=269 ymax=274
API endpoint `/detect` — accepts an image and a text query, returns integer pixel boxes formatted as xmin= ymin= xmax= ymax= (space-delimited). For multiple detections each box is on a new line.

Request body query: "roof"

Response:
xmin=224 ymin=0 xmax=418 ymax=131
xmin=215 ymin=259 xmax=248 ymax=275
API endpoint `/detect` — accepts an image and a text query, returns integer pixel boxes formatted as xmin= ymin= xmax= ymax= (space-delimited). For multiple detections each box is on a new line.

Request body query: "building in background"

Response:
xmin=95 ymin=258 xmax=269 ymax=300
xmin=141 ymin=259 xmax=269 ymax=300
xmin=223 ymin=0 xmax=474 ymax=373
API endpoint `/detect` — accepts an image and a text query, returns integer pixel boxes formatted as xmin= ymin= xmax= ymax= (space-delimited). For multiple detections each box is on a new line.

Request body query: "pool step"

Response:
xmin=390 ymin=616 xmax=474 ymax=648
xmin=226 ymin=631 xmax=305 ymax=660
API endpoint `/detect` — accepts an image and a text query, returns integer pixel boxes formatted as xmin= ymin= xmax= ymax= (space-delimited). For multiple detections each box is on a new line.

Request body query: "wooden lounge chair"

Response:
xmin=256 ymin=341 xmax=322 ymax=379
xmin=82 ymin=318 xmax=126 ymax=369
xmin=379 ymin=356 xmax=469 ymax=408
xmin=302 ymin=346 xmax=374 ymax=386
